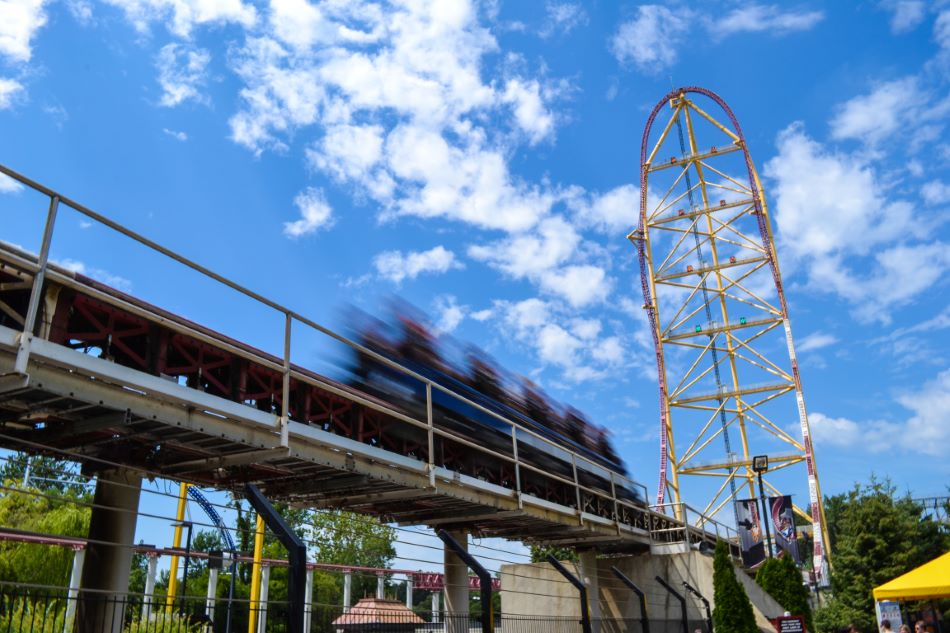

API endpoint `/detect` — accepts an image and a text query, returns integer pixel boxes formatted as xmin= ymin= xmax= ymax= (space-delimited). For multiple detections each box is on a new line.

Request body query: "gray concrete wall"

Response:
xmin=500 ymin=550 xmax=785 ymax=633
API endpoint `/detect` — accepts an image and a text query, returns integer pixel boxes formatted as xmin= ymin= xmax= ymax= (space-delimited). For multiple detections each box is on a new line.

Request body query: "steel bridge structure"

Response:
xmin=629 ymin=87 xmax=831 ymax=579
xmin=0 ymin=162 xmax=737 ymax=557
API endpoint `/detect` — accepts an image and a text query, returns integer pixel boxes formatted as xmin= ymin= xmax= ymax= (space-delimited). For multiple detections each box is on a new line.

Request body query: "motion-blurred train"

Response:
xmin=345 ymin=308 xmax=647 ymax=509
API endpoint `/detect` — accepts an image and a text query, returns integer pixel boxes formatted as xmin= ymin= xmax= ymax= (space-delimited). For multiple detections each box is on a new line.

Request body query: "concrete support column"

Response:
xmin=257 ymin=565 xmax=271 ymax=633
xmin=63 ymin=548 xmax=85 ymax=633
xmin=432 ymin=590 xmax=441 ymax=623
xmin=141 ymin=554 xmax=159 ymax=622
xmin=376 ymin=572 xmax=385 ymax=599
xmin=78 ymin=468 xmax=143 ymax=633
xmin=206 ymin=567 xmax=219 ymax=623
xmin=443 ymin=530 xmax=469 ymax=633
xmin=343 ymin=571 xmax=352 ymax=612
xmin=578 ymin=550 xmax=602 ymax=633
xmin=303 ymin=568 xmax=314 ymax=633
xmin=405 ymin=576 xmax=413 ymax=609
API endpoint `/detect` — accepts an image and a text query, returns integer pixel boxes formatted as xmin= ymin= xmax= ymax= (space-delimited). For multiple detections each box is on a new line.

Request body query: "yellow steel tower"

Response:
xmin=629 ymin=87 xmax=831 ymax=579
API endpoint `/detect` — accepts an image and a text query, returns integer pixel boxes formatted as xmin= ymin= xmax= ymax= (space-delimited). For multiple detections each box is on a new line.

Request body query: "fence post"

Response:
xmin=655 ymin=576 xmax=688 ymax=633
xmin=611 ymin=567 xmax=649 ymax=633
xmin=437 ymin=529 xmax=493 ymax=633
xmin=682 ymin=581 xmax=713 ymax=633
xmin=63 ymin=547 xmax=85 ymax=633
xmin=547 ymin=556 xmax=592 ymax=633
xmin=245 ymin=484 xmax=307 ymax=633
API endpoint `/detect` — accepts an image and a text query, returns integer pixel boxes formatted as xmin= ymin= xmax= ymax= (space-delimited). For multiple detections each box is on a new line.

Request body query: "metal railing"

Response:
xmin=0 ymin=161 xmax=649 ymax=534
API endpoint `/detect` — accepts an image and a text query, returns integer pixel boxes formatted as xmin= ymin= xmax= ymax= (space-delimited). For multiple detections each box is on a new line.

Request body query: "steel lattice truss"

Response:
xmin=630 ymin=87 xmax=831 ymax=578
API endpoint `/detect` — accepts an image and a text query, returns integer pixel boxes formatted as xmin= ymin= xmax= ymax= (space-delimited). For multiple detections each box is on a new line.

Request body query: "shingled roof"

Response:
xmin=332 ymin=598 xmax=426 ymax=627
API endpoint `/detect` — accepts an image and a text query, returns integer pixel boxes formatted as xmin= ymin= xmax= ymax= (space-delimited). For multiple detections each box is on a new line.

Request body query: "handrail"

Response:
xmin=0 ymin=161 xmax=652 ymax=535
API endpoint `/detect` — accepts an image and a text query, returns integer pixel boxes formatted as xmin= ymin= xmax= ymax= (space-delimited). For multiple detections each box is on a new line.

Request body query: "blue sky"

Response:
xmin=1 ymin=0 xmax=949 ymax=567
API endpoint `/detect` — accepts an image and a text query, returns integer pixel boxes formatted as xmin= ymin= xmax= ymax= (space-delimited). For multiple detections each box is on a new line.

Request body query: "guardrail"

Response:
xmin=0 ymin=162 xmax=648 ymax=534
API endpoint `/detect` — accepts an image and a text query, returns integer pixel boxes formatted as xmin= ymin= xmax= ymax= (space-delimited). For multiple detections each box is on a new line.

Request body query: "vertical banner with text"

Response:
xmin=735 ymin=498 xmax=766 ymax=568
xmin=769 ymin=495 xmax=801 ymax=563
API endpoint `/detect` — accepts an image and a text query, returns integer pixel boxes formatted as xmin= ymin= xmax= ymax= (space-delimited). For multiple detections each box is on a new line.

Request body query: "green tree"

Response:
xmin=814 ymin=478 xmax=950 ymax=633
xmin=712 ymin=540 xmax=758 ymax=633
xmin=529 ymin=545 xmax=577 ymax=563
xmin=0 ymin=453 xmax=86 ymax=496
xmin=756 ymin=556 xmax=814 ymax=632
xmin=0 ymin=479 xmax=90 ymax=586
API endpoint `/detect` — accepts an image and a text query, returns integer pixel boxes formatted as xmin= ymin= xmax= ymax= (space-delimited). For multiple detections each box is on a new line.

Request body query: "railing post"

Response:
xmin=511 ymin=427 xmax=522 ymax=508
xmin=14 ymin=195 xmax=59 ymax=374
xmin=437 ymin=529 xmax=493 ymax=633
xmin=655 ymin=576 xmax=688 ymax=633
xmin=245 ymin=484 xmax=306 ymax=633
xmin=547 ymin=556 xmax=592 ymax=633
xmin=63 ymin=547 xmax=84 ymax=633
xmin=426 ymin=382 xmax=435 ymax=487
xmin=572 ymin=454 xmax=583 ymax=523
xmin=281 ymin=313 xmax=292 ymax=447
xmin=611 ymin=567 xmax=649 ymax=633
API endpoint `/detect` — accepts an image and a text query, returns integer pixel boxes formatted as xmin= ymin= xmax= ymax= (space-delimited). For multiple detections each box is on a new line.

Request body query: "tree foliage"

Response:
xmin=529 ymin=545 xmax=578 ymax=563
xmin=0 ymin=477 xmax=90 ymax=587
xmin=712 ymin=540 xmax=759 ymax=633
xmin=813 ymin=478 xmax=950 ymax=633
xmin=756 ymin=555 xmax=814 ymax=632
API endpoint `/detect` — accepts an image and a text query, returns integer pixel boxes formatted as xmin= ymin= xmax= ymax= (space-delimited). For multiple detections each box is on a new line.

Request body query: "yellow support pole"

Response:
xmin=248 ymin=514 xmax=265 ymax=633
xmin=165 ymin=482 xmax=189 ymax=612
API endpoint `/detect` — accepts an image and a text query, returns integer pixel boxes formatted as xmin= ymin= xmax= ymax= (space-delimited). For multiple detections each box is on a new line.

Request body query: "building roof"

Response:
xmin=331 ymin=598 xmax=426 ymax=626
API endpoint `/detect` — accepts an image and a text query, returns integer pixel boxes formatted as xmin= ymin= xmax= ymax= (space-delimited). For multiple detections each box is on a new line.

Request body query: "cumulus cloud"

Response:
xmin=573 ymin=184 xmax=639 ymax=232
xmin=103 ymin=0 xmax=256 ymax=37
xmin=709 ymin=4 xmax=824 ymax=39
xmin=501 ymin=78 xmax=555 ymax=144
xmin=433 ymin=295 xmax=466 ymax=334
xmin=468 ymin=216 xmax=579 ymax=278
xmin=163 ymin=127 xmax=187 ymax=141
xmin=610 ymin=5 xmax=690 ymax=72
xmin=283 ymin=187 xmax=334 ymax=238
xmin=0 ymin=0 xmax=47 ymax=63
xmin=0 ymin=172 xmax=24 ymax=193
xmin=0 ymin=77 xmax=23 ymax=109
xmin=156 ymin=43 xmax=210 ymax=107
xmin=797 ymin=332 xmax=837 ymax=353
xmin=57 ymin=258 xmax=133 ymax=292
xmin=373 ymin=245 xmax=462 ymax=284
xmin=540 ymin=264 xmax=611 ymax=307
xmin=808 ymin=411 xmax=897 ymax=453
xmin=765 ymin=122 xmax=946 ymax=322
xmin=540 ymin=2 xmax=587 ymax=38
xmin=830 ymin=77 xmax=921 ymax=146
xmin=880 ymin=0 xmax=926 ymax=33
xmin=921 ymin=180 xmax=950 ymax=205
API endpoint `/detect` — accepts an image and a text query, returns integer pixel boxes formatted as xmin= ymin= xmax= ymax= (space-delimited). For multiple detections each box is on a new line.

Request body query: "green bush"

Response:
xmin=756 ymin=556 xmax=814 ymax=632
xmin=0 ymin=595 xmax=67 ymax=633
xmin=712 ymin=540 xmax=759 ymax=633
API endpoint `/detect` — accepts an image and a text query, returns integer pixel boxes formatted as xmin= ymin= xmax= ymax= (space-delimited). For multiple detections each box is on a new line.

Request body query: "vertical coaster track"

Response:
xmin=629 ymin=87 xmax=831 ymax=579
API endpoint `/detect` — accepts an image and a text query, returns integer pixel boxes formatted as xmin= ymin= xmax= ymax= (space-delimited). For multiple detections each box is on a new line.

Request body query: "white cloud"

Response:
xmin=610 ymin=5 xmax=690 ymax=72
xmin=896 ymin=368 xmax=950 ymax=455
xmin=591 ymin=335 xmax=624 ymax=365
xmin=709 ymin=4 xmax=824 ymax=39
xmin=163 ymin=127 xmax=188 ymax=141
xmin=0 ymin=78 xmax=23 ymax=109
xmin=502 ymin=78 xmax=555 ymax=144
xmin=373 ymin=245 xmax=461 ymax=284
xmin=0 ymin=0 xmax=47 ymax=63
xmin=103 ymin=0 xmax=256 ymax=37
xmin=810 ymin=369 xmax=950 ymax=457
xmin=66 ymin=0 xmax=93 ymax=24
xmin=283 ymin=187 xmax=334 ymax=238
xmin=307 ymin=123 xmax=385 ymax=183
xmin=880 ymin=0 xmax=926 ymax=33
xmin=797 ymin=332 xmax=837 ymax=353
xmin=156 ymin=43 xmax=210 ymax=107
xmin=57 ymin=258 xmax=133 ymax=292
xmin=574 ymin=184 xmax=639 ymax=232
xmin=830 ymin=77 xmax=921 ymax=145
xmin=766 ymin=123 xmax=947 ymax=322
xmin=921 ymin=180 xmax=950 ymax=205
xmin=468 ymin=215 xmax=579 ymax=278
xmin=536 ymin=322 xmax=583 ymax=367
xmin=540 ymin=2 xmax=587 ymax=38
xmin=540 ymin=264 xmax=611 ymax=307
xmin=0 ymin=172 xmax=24 ymax=193
xmin=433 ymin=295 xmax=466 ymax=334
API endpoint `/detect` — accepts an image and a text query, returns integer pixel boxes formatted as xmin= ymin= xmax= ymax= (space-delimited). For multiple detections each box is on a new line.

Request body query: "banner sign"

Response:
xmin=768 ymin=495 xmax=801 ymax=563
xmin=875 ymin=601 xmax=903 ymax=631
xmin=735 ymin=498 xmax=766 ymax=568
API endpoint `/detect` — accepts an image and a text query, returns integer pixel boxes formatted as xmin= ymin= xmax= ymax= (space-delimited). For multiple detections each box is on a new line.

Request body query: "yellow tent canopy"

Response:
xmin=873 ymin=551 xmax=950 ymax=601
